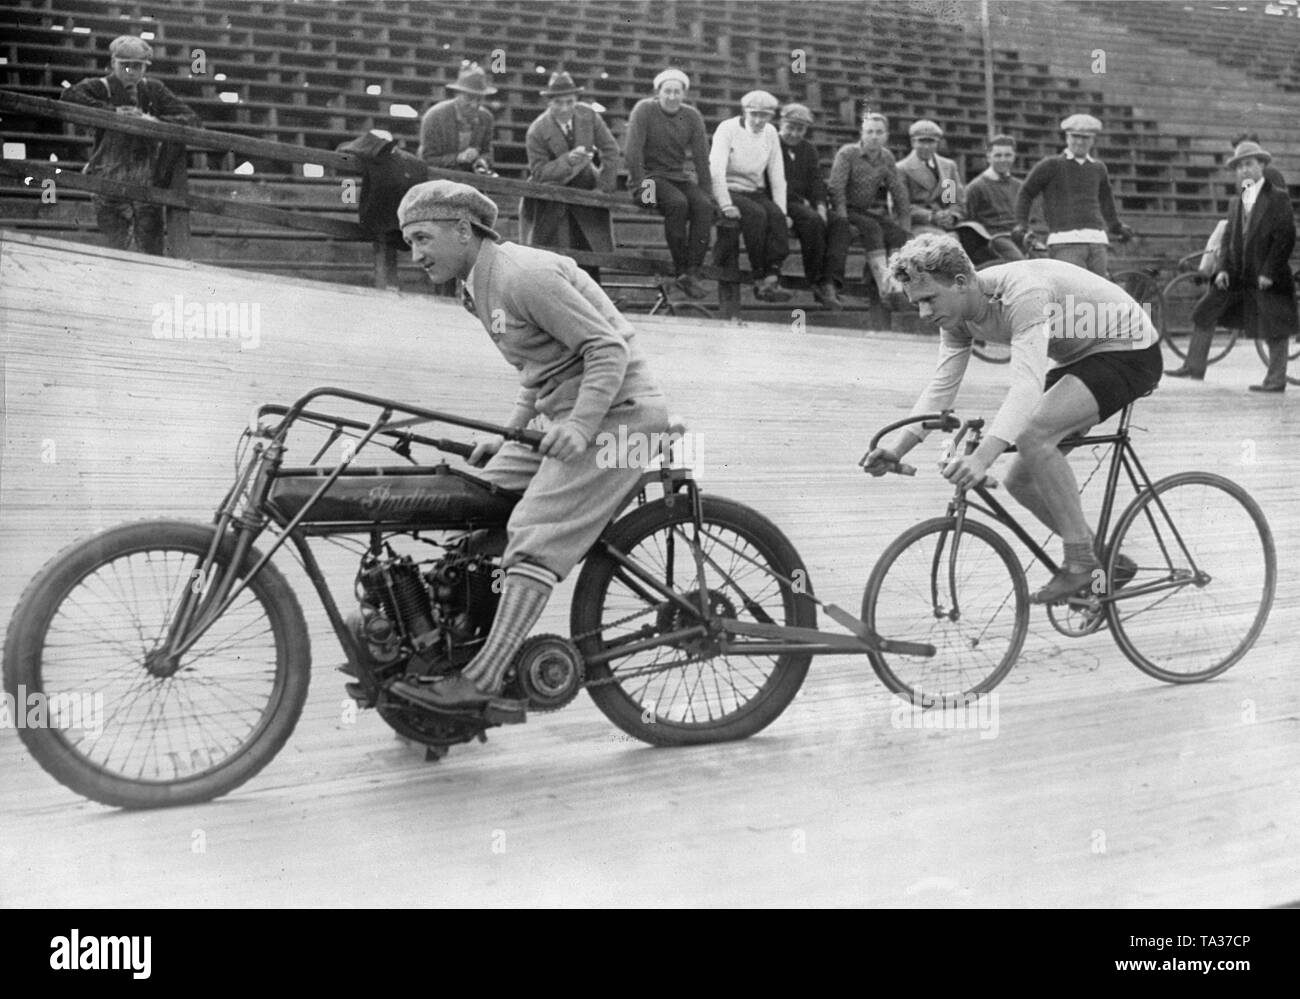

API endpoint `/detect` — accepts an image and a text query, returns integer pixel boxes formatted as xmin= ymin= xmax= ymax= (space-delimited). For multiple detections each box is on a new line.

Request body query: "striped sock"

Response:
xmin=1063 ymin=539 xmax=1100 ymax=574
xmin=461 ymin=563 xmax=556 ymax=693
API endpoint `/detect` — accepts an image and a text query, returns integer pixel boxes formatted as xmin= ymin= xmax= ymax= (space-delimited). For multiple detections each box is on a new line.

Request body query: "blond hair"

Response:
xmin=889 ymin=232 xmax=977 ymax=285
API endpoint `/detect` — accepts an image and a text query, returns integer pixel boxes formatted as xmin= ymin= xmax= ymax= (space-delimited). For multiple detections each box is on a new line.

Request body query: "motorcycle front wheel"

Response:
xmin=3 ymin=520 xmax=311 ymax=808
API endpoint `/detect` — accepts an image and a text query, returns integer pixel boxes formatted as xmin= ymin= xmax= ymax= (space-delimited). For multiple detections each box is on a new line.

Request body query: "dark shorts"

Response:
xmin=1044 ymin=342 xmax=1163 ymax=422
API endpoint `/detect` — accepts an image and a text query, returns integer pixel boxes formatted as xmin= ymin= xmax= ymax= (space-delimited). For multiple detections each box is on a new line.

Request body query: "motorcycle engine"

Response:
xmin=350 ymin=545 xmax=501 ymax=670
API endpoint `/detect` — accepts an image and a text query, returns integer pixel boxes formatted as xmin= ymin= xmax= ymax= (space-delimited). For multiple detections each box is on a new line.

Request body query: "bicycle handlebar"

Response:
xmin=862 ymin=410 xmax=1000 ymax=489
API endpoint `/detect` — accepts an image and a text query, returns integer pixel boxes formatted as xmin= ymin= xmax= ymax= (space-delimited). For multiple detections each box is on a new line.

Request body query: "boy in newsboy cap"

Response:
xmin=389 ymin=180 xmax=671 ymax=716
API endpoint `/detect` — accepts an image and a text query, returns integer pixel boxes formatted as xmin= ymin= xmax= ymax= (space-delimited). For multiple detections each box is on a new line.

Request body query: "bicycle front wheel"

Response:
xmin=862 ymin=517 xmax=1028 ymax=703
xmin=1161 ymin=271 xmax=1238 ymax=364
xmin=1105 ymin=472 xmax=1275 ymax=682
xmin=2 ymin=521 xmax=312 ymax=808
xmin=571 ymin=495 xmax=815 ymax=746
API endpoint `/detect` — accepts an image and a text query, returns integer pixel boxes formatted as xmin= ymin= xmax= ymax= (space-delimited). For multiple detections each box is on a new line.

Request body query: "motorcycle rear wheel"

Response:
xmin=3 ymin=520 xmax=311 ymax=808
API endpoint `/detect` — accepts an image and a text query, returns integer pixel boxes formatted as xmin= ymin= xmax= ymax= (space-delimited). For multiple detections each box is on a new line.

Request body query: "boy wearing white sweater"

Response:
xmin=710 ymin=90 xmax=792 ymax=302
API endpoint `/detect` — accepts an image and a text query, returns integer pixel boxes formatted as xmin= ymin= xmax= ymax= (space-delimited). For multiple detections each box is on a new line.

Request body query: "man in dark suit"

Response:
xmin=520 ymin=72 xmax=621 ymax=283
xmin=1167 ymin=140 xmax=1296 ymax=391
xmin=417 ymin=61 xmax=496 ymax=174
xmin=897 ymin=119 xmax=965 ymax=236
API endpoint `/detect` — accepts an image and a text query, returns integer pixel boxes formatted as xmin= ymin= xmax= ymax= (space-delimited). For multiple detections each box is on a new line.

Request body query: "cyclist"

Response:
xmin=862 ymin=233 xmax=1162 ymax=603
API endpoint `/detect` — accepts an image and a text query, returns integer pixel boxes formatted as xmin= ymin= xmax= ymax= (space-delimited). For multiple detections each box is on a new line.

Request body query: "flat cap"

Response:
xmin=909 ymin=119 xmax=943 ymax=139
xmin=109 ymin=36 xmax=153 ymax=61
xmin=398 ymin=179 xmax=500 ymax=241
xmin=780 ymin=103 xmax=814 ymax=125
xmin=653 ymin=68 xmax=690 ymax=91
xmin=740 ymin=90 xmax=779 ymax=112
xmin=1060 ymin=113 xmax=1102 ymax=134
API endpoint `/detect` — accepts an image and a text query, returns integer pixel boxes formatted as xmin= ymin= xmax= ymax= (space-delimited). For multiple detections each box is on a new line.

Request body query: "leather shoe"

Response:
xmin=1165 ymin=366 xmax=1204 ymax=380
xmin=1248 ymin=383 xmax=1285 ymax=393
xmin=390 ymin=674 xmax=526 ymax=714
xmin=1030 ymin=566 xmax=1097 ymax=604
xmin=813 ymin=281 xmax=843 ymax=311
xmin=675 ymin=273 xmax=710 ymax=300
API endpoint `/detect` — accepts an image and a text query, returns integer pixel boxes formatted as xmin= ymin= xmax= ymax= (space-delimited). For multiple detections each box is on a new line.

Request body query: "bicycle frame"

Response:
xmin=875 ymin=406 xmax=1208 ymax=611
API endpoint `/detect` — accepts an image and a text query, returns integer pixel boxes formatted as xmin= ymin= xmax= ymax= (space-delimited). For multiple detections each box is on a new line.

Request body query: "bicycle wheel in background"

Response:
xmin=862 ymin=517 xmax=1028 ymax=704
xmin=1160 ymin=271 xmax=1238 ymax=364
xmin=571 ymin=495 xmax=815 ymax=746
xmin=1253 ymin=334 xmax=1300 ymax=386
xmin=664 ymin=301 xmax=715 ymax=320
xmin=972 ymin=339 xmax=1011 ymax=364
xmin=1105 ymin=472 xmax=1275 ymax=683
xmin=1112 ymin=269 xmax=1165 ymax=341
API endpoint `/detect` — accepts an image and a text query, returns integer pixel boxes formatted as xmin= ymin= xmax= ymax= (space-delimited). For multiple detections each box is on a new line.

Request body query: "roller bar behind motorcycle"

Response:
xmin=2 ymin=387 xmax=933 ymax=808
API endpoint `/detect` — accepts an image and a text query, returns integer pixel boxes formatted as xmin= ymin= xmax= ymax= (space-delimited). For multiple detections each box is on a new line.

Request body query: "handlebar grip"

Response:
xmin=922 ymin=415 xmax=961 ymax=432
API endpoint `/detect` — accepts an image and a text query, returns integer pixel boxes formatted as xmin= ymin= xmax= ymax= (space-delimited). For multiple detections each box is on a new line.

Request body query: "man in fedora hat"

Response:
xmin=520 ymin=71 xmax=621 ymax=283
xmin=62 ymin=35 xmax=200 ymax=254
xmin=1167 ymin=139 xmax=1296 ymax=391
xmin=389 ymin=180 xmax=670 ymax=717
xmin=897 ymin=119 xmax=966 ymax=236
xmin=1014 ymin=113 xmax=1134 ymax=276
xmin=418 ymin=60 xmax=497 ymax=174
xmin=778 ymin=103 xmax=851 ymax=310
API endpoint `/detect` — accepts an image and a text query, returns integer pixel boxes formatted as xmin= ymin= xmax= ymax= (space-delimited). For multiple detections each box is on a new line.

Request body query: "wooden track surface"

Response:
xmin=1 ymin=231 xmax=1297 ymax=907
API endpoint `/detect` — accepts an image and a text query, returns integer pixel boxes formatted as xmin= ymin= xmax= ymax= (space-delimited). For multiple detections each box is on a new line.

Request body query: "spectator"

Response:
xmin=418 ymin=61 xmax=497 ymax=175
xmin=1167 ymin=140 xmax=1295 ymax=391
xmin=778 ymin=102 xmax=850 ymax=310
xmin=61 ymin=35 xmax=199 ymax=256
xmin=963 ymin=134 xmax=1028 ymax=263
xmin=898 ymin=119 xmax=966 ymax=235
xmin=1014 ymin=113 xmax=1134 ymax=276
xmin=828 ymin=112 xmax=911 ymax=305
xmin=520 ymin=71 xmax=620 ymax=284
xmin=624 ymin=68 xmax=715 ymax=299
xmin=1230 ymin=132 xmax=1287 ymax=190
xmin=336 ymin=128 xmax=428 ymax=288
xmin=710 ymin=90 xmax=791 ymax=303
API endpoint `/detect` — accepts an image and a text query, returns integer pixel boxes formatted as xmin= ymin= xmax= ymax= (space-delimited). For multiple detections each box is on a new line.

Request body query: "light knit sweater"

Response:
xmin=709 ymin=117 xmax=786 ymax=212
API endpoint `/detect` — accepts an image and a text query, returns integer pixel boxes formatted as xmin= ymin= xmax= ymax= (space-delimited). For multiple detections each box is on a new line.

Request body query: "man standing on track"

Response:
xmin=1167 ymin=140 xmax=1295 ymax=391
xmin=1014 ymin=114 xmax=1134 ymax=277
xmin=862 ymin=234 xmax=1163 ymax=604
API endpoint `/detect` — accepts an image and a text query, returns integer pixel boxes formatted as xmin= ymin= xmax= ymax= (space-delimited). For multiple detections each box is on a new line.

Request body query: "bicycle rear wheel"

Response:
xmin=862 ymin=517 xmax=1028 ymax=703
xmin=571 ymin=495 xmax=815 ymax=745
xmin=1105 ymin=472 xmax=1275 ymax=682
xmin=1161 ymin=271 xmax=1238 ymax=364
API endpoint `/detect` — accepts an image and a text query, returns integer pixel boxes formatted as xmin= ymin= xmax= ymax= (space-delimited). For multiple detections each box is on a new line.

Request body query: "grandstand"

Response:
xmin=0 ymin=0 xmax=1297 ymax=292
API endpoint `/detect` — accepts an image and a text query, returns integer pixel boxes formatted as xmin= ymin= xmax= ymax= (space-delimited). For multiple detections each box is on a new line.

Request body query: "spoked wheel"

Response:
xmin=1112 ymin=269 xmax=1165 ymax=340
xmin=1161 ymin=271 xmax=1238 ymax=364
xmin=571 ymin=495 xmax=815 ymax=746
xmin=664 ymin=301 xmax=715 ymax=321
xmin=862 ymin=517 xmax=1029 ymax=704
xmin=972 ymin=339 xmax=1011 ymax=364
xmin=1253 ymin=333 xmax=1300 ymax=386
xmin=2 ymin=521 xmax=311 ymax=808
xmin=1104 ymin=472 xmax=1275 ymax=682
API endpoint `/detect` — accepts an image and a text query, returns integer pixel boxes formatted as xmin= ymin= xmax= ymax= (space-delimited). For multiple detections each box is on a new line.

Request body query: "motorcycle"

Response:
xmin=3 ymin=387 xmax=818 ymax=808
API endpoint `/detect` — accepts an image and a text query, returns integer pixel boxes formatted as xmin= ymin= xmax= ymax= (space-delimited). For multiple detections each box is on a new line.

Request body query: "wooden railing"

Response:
xmin=0 ymin=89 xmax=747 ymax=315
